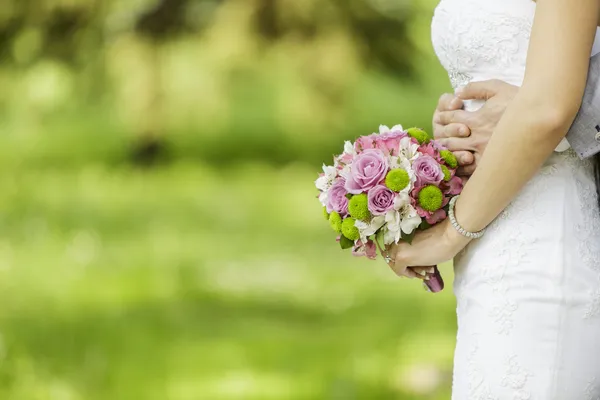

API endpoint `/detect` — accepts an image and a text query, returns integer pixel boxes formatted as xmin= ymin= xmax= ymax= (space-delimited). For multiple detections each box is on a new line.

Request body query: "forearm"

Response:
xmin=454 ymin=93 xmax=577 ymax=233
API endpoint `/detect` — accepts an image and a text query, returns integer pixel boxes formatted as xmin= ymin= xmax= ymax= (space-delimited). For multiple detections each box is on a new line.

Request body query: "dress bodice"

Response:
xmin=431 ymin=0 xmax=536 ymax=90
xmin=432 ymin=0 xmax=600 ymax=91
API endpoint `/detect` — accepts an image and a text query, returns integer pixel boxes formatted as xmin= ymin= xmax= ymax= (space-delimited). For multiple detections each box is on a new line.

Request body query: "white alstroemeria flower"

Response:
xmin=388 ymin=155 xmax=401 ymax=170
xmin=399 ymin=204 xmax=422 ymax=235
xmin=340 ymin=163 xmax=351 ymax=179
xmin=393 ymin=192 xmax=411 ymax=210
xmin=355 ymin=216 xmax=386 ymax=243
xmin=314 ymin=164 xmax=337 ymax=191
xmin=384 ymin=210 xmax=402 ymax=245
xmin=379 ymin=124 xmax=404 ymax=134
xmin=343 ymin=141 xmax=356 ymax=156
xmin=399 ymin=136 xmax=421 ymax=161
xmin=318 ymin=190 xmax=329 ymax=207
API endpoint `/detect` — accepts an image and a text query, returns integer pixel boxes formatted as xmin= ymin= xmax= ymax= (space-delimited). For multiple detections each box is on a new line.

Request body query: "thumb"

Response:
xmin=455 ymin=79 xmax=504 ymax=100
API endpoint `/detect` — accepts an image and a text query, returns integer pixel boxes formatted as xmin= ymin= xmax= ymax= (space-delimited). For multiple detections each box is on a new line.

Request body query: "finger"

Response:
xmin=410 ymin=266 xmax=436 ymax=280
xmin=392 ymin=250 xmax=413 ymax=278
xmin=401 ymin=268 xmax=420 ymax=279
xmin=456 ymin=163 xmax=477 ymax=176
xmin=387 ymin=256 xmax=418 ymax=279
xmin=455 ymin=79 xmax=507 ymax=100
xmin=453 ymin=151 xmax=474 ymax=167
xmin=437 ymin=93 xmax=463 ymax=112
xmin=433 ymin=110 xmax=471 ymax=126
xmin=436 ymin=137 xmax=476 ymax=153
xmin=435 ymin=123 xmax=470 ymax=139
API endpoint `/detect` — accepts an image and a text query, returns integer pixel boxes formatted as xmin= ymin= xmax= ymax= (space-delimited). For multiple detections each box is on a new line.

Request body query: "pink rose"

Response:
xmin=374 ymin=130 xmax=407 ymax=156
xmin=327 ymin=178 xmax=349 ymax=215
xmin=345 ymin=149 xmax=389 ymax=194
xmin=367 ymin=185 xmax=396 ymax=215
xmin=413 ymin=155 xmax=444 ymax=186
xmin=354 ymin=134 xmax=377 ymax=152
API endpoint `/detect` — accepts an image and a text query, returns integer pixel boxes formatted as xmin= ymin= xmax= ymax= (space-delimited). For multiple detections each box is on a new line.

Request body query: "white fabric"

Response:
xmin=431 ymin=1 xmax=600 ymax=398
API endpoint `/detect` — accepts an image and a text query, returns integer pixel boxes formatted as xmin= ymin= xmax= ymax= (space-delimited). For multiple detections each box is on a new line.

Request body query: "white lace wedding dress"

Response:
xmin=432 ymin=1 xmax=600 ymax=398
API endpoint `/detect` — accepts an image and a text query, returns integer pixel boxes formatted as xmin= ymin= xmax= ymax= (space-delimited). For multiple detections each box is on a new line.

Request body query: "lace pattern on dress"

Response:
xmin=432 ymin=0 xmax=532 ymax=89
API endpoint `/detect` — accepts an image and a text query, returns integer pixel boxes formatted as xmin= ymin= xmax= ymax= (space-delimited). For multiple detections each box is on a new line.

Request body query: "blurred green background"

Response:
xmin=0 ymin=1 xmax=457 ymax=399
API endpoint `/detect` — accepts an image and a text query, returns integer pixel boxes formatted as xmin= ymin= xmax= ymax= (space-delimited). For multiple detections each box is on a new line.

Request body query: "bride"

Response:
xmin=387 ymin=0 xmax=600 ymax=398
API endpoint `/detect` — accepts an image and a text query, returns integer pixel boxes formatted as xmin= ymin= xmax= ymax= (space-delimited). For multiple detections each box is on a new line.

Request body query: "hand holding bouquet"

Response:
xmin=316 ymin=124 xmax=463 ymax=292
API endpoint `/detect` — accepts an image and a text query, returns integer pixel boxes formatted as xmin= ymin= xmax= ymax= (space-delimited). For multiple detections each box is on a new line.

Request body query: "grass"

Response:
xmin=0 ymin=161 xmax=457 ymax=399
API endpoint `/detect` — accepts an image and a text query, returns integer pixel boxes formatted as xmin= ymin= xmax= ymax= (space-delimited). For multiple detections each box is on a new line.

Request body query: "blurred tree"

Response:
xmin=252 ymin=0 xmax=417 ymax=76
xmin=0 ymin=0 xmax=430 ymax=165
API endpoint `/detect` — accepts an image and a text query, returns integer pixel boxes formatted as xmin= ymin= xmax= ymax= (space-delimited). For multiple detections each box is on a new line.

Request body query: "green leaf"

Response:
xmin=339 ymin=235 xmax=354 ymax=249
xmin=375 ymin=229 xmax=386 ymax=252
xmin=402 ymin=230 xmax=417 ymax=245
xmin=419 ymin=221 xmax=432 ymax=230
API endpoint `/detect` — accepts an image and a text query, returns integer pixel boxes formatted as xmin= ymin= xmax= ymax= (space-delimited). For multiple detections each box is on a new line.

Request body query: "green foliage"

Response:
xmin=339 ymin=235 xmax=355 ymax=249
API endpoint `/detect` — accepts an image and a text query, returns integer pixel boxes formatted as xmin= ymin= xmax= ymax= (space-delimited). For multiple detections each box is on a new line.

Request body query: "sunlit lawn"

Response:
xmin=0 ymin=162 xmax=456 ymax=399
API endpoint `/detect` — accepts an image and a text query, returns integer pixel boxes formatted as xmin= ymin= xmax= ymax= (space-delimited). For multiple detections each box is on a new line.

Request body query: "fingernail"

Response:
xmin=425 ymin=276 xmax=430 ymax=281
xmin=417 ymin=270 xmax=427 ymax=276
xmin=460 ymin=127 xmax=468 ymax=135
xmin=428 ymin=267 xmax=435 ymax=273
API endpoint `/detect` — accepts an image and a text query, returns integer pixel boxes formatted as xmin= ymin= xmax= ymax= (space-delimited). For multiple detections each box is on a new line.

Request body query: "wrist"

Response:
xmin=453 ymin=195 xmax=487 ymax=234
xmin=443 ymin=218 xmax=472 ymax=251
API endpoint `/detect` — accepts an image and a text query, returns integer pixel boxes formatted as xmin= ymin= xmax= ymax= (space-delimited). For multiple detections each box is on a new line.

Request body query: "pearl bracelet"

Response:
xmin=448 ymin=195 xmax=485 ymax=239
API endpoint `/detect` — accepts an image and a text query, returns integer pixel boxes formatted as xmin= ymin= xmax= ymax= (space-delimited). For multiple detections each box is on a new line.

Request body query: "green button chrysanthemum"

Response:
xmin=406 ymin=127 xmax=430 ymax=145
xmin=385 ymin=169 xmax=410 ymax=192
xmin=341 ymin=217 xmax=360 ymax=241
xmin=418 ymin=185 xmax=444 ymax=212
xmin=440 ymin=165 xmax=451 ymax=182
xmin=348 ymin=194 xmax=371 ymax=221
xmin=440 ymin=150 xmax=458 ymax=169
xmin=329 ymin=211 xmax=343 ymax=233
xmin=323 ymin=206 xmax=330 ymax=220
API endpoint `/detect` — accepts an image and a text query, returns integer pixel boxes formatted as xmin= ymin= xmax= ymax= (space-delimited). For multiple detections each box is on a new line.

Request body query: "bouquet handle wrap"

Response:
xmin=424 ymin=266 xmax=444 ymax=293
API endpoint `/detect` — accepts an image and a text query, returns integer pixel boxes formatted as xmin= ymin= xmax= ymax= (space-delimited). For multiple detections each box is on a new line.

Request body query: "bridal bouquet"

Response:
xmin=316 ymin=125 xmax=463 ymax=293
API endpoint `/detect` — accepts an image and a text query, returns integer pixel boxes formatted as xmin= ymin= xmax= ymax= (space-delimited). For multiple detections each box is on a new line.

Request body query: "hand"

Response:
xmin=432 ymin=93 xmax=474 ymax=171
xmin=434 ymin=80 xmax=518 ymax=176
xmin=385 ymin=219 xmax=471 ymax=278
